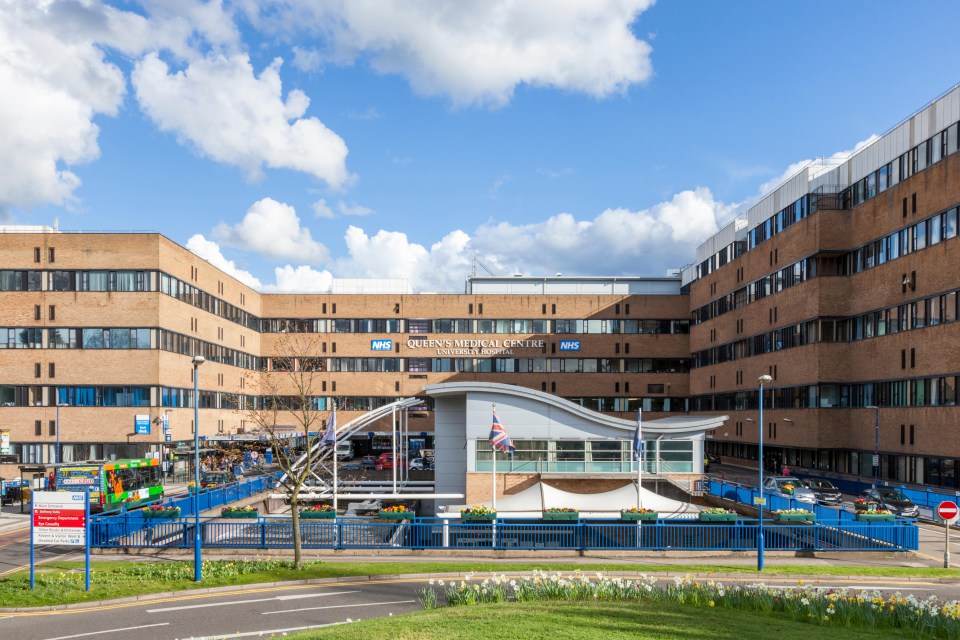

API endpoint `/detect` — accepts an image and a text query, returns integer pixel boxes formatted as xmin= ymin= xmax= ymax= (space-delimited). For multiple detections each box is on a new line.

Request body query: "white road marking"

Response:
xmin=263 ymin=598 xmax=417 ymax=615
xmin=42 ymin=623 xmax=169 ymax=640
xmin=145 ymin=590 xmax=357 ymax=613
xmin=181 ymin=622 xmax=346 ymax=639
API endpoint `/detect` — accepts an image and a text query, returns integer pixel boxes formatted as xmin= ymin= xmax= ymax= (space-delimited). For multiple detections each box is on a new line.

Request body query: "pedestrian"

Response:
xmin=781 ymin=464 xmax=790 ymax=476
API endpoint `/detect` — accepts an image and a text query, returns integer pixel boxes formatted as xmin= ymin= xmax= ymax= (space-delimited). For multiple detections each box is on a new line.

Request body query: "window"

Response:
xmin=35 ymin=420 xmax=42 ymax=436
xmin=34 ymin=247 xmax=41 ymax=263
xmin=48 ymin=247 xmax=55 ymax=263
xmin=48 ymin=363 xmax=55 ymax=378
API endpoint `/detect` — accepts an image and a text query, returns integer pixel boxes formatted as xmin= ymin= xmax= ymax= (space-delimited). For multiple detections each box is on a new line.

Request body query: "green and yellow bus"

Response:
xmin=55 ymin=458 xmax=164 ymax=513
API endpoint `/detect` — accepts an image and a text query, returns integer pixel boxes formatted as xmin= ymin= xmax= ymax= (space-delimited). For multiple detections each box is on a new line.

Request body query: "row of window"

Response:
xmin=849 ymin=205 xmax=958 ymax=274
xmin=281 ymin=357 xmax=692 ymax=374
xmin=694 ymin=200 xmax=960 ymax=324
xmin=691 ymin=375 xmax=959 ymax=412
xmin=261 ymin=317 xmax=691 ymax=335
xmin=842 ymin=121 xmax=960 ymax=209
xmin=694 ymin=289 xmax=960 ymax=367
xmin=160 ymin=272 xmax=259 ymax=331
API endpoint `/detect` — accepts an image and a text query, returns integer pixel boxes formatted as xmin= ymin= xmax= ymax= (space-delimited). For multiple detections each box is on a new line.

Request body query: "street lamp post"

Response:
xmin=55 ymin=402 xmax=60 ymax=466
xmin=192 ymin=355 xmax=205 ymax=582
xmin=865 ymin=405 xmax=879 ymax=488
xmin=757 ymin=374 xmax=773 ymax=572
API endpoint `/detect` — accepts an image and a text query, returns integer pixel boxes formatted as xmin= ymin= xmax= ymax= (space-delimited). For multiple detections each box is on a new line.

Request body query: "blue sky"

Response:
xmin=2 ymin=1 xmax=958 ymax=292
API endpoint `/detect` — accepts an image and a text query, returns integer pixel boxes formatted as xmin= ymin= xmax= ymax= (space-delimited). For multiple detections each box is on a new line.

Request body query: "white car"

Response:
xmin=409 ymin=458 xmax=434 ymax=471
xmin=762 ymin=476 xmax=817 ymax=504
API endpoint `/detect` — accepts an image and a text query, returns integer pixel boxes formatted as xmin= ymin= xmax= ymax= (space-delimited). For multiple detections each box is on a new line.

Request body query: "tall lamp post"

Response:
xmin=865 ymin=405 xmax=879 ymax=488
xmin=757 ymin=374 xmax=773 ymax=572
xmin=192 ymin=355 xmax=205 ymax=582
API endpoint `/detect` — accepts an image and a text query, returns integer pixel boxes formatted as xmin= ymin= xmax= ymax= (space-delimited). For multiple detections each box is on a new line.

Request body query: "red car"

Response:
xmin=375 ymin=453 xmax=407 ymax=471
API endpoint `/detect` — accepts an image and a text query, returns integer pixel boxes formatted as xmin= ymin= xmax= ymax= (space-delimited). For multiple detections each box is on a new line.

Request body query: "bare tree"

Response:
xmin=242 ymin=334 xmax=331 ymax=569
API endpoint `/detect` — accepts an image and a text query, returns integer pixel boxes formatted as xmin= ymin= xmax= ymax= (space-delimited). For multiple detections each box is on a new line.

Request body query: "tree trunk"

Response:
xmin=290 ymin=490 xmax=302 ymax=569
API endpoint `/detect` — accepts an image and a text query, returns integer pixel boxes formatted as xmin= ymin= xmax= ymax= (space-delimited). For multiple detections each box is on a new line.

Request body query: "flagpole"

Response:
xmin=637 ymin=409 xmax=643 ymax=510
xmin=332 ymin=405 xmax=338 ymax=515
xmin=491 ymin=403 xmax=497 ymax=510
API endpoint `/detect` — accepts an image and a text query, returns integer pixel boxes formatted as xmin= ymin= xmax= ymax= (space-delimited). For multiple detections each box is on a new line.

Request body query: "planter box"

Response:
xmin=699 ymin=513 xmax=737 ymax=522
xmin=299 ymin=511 xmax=336 ymax=519
xmin=379 ymin=511 xmax=415 ymax=520
xmin=621 ymin=511 xmax=659 ymax=521
xmin=461 ymin=512 xmax=497 ymax=522
xmin=221 ymin=510 xmax=258 ymax=519
xmin=143 ymin=509 xmax=180 ymax=519
xmin=856 ymin=513 xmax=895 ymax=522
xmin=542 ymin=511 xmax=579 ymax=521
xmin=775 ymin=513 xmax=815 ymax=523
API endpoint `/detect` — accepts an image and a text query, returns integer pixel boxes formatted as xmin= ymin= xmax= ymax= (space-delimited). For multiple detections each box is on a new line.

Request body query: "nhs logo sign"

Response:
xmin=559 ymin=340 xmax=581 ymax=351
xmin=370 ymin=339 xmax=393 ymax=351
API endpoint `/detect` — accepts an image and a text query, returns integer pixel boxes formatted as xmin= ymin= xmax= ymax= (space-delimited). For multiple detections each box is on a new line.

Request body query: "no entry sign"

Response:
xmin=937 ymin=501 xmax=959 ymax=524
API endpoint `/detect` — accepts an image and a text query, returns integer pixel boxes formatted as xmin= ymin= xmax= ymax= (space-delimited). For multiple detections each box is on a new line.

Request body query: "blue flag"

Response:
xmin=633 ymin=409 xmax=643 ymax=461
xmin=489 ymin=409 xmax=515 ymax=455
xmin=322 ymin=403 xmax=337 ymax=447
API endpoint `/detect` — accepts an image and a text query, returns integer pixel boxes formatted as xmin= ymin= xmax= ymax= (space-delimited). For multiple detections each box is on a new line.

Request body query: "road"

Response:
xmin=1 ymin=573 xmax=958 ymax=640
xmin=0 ymin=527 xmax=77 ymax=579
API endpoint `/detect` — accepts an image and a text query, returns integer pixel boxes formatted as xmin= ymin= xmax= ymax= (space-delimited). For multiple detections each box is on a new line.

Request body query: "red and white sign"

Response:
xmin=32 ymin=491 xmax=87 ymax=546
xmin=937 ymin=501 xmax=959 ymax=524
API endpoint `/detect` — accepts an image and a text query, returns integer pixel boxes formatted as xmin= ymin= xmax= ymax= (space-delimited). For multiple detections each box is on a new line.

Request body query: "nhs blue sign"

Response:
xmin=370 ymin=339 xmax=393 ymax=351
xmin=559 ymin=340 xmax=581 ymax=351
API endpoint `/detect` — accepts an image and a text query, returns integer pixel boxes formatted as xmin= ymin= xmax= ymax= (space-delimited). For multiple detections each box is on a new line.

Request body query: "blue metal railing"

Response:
xmin=89 ymin=475 xmax=276 ymax=540
xmin=89 ymin=514 xmax=917 ymax=552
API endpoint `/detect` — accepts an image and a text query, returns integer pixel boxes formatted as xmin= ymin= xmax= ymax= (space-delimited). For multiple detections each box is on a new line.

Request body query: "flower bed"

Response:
xmin=621 ymin=508 xmax=658 ymax=521
xmin=774 ymin=509 xmax=815 ymax=523
xmin=699 ymin=508 xmax=737 ymax=522
xmin=543 ymin=508 xmax=579 ymax=521
xmin=221 ymin=507 xmax=258 ymax=519
xmin=856 ymin=512 xmax=895 ymax=522
xmin=379 ymin=505 xmax=415 ymax=520
xmin=461 ymin=505 xmax=496 ymax=522
xmin=142 ymin=506 xmax=180 ymax=519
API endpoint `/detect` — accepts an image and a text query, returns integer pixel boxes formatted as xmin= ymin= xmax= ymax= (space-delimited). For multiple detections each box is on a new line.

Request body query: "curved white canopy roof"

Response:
xmin=424 ymin=381 xmax=727 ymax=438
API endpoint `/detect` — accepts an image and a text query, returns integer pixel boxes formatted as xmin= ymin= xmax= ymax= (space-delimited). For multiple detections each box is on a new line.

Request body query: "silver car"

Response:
xmin=762 ymin=476 xmax=817 ymax=504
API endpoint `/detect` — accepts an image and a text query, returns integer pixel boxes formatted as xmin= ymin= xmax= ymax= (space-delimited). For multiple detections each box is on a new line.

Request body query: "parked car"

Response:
xmin=359 ymin=455 xmax=378 ymax=470
xmin=762 ymin=476 xmax=817 ymax=504
xmin=410 ymin=457 xmax=434 ymax=471
xmin=340 ymin=460 xmax=362 ymax=471
xmin=200 ymin=471 xmax=234 ymax=488
xmin=375 ymin=452 xmax=407 ymax=471
xmin=858 ymin=488 xmax=920 ymax=518
xmin=801 ymin=478 xmax=842 ymax=505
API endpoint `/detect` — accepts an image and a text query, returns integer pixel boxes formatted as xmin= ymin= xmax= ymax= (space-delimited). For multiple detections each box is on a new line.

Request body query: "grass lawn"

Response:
xmin=0 ymin=559 xmax=955 ymax=609
xmin=283 ymin=600 xmax=910 ymax=640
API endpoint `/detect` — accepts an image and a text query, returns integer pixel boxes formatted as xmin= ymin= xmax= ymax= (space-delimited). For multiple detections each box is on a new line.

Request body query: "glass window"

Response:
xmin=913 ymin=221 xmax=927 ymax=251
xmin=946 ymin=208 xmax=958 ymax=240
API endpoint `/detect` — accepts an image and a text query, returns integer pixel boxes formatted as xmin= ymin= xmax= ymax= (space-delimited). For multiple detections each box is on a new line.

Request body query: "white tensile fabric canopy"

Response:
xmin=443 ymin=482 xmax=701 ymax=519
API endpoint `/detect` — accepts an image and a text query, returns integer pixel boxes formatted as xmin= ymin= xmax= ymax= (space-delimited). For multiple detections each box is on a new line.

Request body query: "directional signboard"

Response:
xmin=32 ymin=491 xmax=87 ymax=545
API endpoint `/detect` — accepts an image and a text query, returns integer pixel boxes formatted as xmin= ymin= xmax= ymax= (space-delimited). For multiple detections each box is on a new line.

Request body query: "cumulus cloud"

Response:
xmin=333 ymin=226 xmax=472 ymax=292
xmin=132 ymin=52 xmax=351 ymax=187
xmin=0 ymin=1 xmax=126 ymax=214
xmin=213 ymin=197 xmax=330 ymax=263
xmin=266 ymin=265 xmax=335 ymax=292
xmin=244 ymin=0 xmax=655 ymax=107
xmin=186 ymin=234 xmax=263 ymax=289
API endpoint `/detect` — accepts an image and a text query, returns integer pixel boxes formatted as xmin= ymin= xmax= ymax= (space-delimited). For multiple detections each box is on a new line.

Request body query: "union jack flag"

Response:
xmin=489 ymin=409 xmax=515 ymax=455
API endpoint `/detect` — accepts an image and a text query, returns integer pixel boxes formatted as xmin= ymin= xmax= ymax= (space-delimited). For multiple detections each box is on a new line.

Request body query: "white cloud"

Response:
xmin=213 ymin=197 xmax=330 ymax=263
xmin=291 ymin=45 xmax=324 ymax=72
xmin=186 ymin=234 xmax=263 ymax=289
xmin=266 ymin=265 xmax=334 ymax=292
xmin=312 ymin=198 xmax=335 ymax=218
xmin=244 ymin=0 xmax=655 ymax=107
xmin=132 ymin=52 xmax=351 ymax=187
xmin=337 ymin=200 xmax=374 ymax=217
xmin=757 ymin=134 xmax=881 ymax=197
xmin=0 ymin=1 xmax=127 ymax=214
xmin=469 ymin=188 xmax=734 ymax=276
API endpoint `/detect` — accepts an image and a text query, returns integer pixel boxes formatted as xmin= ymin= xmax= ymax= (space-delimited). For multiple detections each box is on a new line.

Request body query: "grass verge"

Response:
xmin=0 ymin=559 xmax=955 ymax=609
xmin=282 ymin=600 xmax=910 ymax=640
